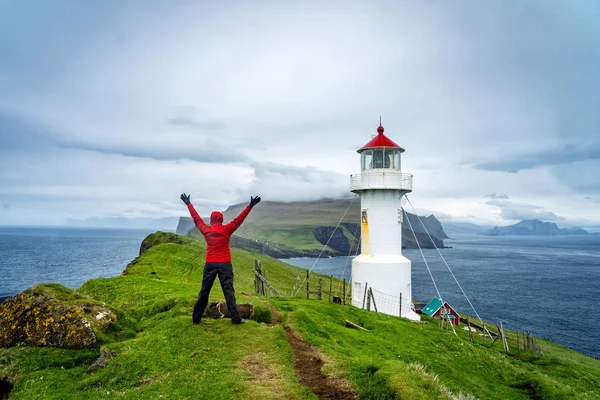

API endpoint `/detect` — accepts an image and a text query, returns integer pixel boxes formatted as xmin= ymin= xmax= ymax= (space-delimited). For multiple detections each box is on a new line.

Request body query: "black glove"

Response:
xmin=249 ymin=196 xmax=261 ymax=208
xmin=180 ymin=193 xmax=191 ymax=205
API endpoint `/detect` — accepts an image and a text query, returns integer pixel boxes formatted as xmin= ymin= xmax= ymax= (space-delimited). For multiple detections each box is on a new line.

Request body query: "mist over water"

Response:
xmin=286 ymin=234 xmax=600 ymax=359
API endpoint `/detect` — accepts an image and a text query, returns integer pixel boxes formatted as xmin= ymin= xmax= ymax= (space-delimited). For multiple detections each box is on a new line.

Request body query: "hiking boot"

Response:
xmin=232 ymin=318 xmax=245 ymax=325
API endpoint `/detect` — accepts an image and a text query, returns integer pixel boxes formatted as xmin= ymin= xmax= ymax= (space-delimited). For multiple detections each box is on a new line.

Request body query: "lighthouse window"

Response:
xmin=384 ymin=149 xmax=401 ymax=170
xmin=393 ymin=150 xmax=401 ymax=170
xmin=361 ymin=150 xmax=373 ymax=170
xmin=372 ymin=149 xmax=384 ymax=168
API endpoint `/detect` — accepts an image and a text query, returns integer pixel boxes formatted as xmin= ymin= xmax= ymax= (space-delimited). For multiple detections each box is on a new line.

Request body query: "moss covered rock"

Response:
xmin=0 ymin=285 xmax=117 ymax=349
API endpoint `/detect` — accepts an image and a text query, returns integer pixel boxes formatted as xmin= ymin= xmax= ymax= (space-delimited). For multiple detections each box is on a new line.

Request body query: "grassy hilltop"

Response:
xmin=1 ymin=232 xmax=599 ymax=399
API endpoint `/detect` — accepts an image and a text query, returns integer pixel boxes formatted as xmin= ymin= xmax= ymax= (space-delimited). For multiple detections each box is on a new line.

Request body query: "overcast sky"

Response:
xmin=1 ymin=0 xmax=599 ymax=228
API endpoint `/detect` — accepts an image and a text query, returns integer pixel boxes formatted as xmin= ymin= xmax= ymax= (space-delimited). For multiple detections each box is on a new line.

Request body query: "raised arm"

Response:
xmin=225 ymin=196 xmax=261 ymax=234
xmin=181 ymin=193 xmax=208 ymax=233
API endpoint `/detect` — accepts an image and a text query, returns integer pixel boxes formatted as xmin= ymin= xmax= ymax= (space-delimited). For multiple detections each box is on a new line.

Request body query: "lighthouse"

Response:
xmin=350 ymin=121 xmax=420 ymax=321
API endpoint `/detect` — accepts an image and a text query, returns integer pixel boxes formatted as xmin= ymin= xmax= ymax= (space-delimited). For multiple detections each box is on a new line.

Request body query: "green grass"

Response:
xmin=0 ymin=232 xmax=330 ymax=399
xmin=1 ymin=231 xmax=599 ymax=399
xmin=271 ymin=298 xmax=600 ymax=399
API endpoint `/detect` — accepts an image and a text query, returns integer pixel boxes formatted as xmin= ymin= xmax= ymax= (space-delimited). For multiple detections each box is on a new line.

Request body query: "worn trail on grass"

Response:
xmin=249 ymin=295 xmax=357 ymax=400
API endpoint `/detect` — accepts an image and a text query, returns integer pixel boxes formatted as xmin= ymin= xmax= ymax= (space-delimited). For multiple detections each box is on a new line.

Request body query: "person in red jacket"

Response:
xmin=181 ymin=193 xmax=261 ymax=324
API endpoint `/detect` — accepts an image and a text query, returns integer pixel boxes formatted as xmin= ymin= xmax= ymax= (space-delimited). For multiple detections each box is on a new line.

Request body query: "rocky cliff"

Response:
xmin=404 ymin=213 xmax=449 ymax=239
xmin=175 ymin=217 xmax=195 ymax=235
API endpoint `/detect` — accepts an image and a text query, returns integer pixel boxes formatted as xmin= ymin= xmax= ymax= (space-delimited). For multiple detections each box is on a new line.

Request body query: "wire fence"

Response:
xmin=369 ymin=288 xmax=415 ymax=317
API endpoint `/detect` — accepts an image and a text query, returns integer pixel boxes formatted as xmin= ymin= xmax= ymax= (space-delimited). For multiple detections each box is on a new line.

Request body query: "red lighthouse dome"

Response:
xmin=358 ymin=122 xmax=405 ymax=153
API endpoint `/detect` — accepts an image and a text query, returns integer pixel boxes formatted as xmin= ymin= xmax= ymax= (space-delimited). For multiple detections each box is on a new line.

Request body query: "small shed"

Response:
xmin=422 ymin=298 xmax=461 ymax=326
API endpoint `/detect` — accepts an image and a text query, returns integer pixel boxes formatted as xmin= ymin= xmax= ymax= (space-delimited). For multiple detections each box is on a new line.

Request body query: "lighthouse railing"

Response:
xmin=350 ymin=171 xmax=413 ymax=191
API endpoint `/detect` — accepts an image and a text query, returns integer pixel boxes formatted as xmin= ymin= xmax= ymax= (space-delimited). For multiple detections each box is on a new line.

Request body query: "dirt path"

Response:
xmin=244 ymin=294 xmax=357 ymax=399
xmin=283 ymin=326 xmax=357 ymax=400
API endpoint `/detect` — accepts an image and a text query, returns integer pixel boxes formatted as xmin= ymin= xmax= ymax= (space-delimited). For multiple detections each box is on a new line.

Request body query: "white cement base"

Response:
xmin=351 ymin=254 xmax=420 ymax=321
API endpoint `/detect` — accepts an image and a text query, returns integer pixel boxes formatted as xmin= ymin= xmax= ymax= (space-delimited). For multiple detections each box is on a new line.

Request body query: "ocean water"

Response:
xmin=1 ymin=228 xmax=598 ymax=358
xmin=285 ymin=234 xmax=600 ymax=359
xmin=0 ymin=227 xmax=154 ymax=298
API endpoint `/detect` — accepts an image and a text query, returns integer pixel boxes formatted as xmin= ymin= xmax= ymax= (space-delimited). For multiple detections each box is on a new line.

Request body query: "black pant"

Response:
xmin=193 ymin=262 xmax=242 ymax=323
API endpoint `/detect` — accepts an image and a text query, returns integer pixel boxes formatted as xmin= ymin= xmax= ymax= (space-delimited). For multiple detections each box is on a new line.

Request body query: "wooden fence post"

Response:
xmin=254 ymin=266 xmax=258 ymax=294
xmin=366 ymin=288 xmax=371 ymax=311
xmin=329 ymin=275 xmax=332 ymax=303
xmin=369 ymin=289 xmax=378 ymax=313
xmin=399 ymin=293 xmax=402 ymax=318
xmin=306 ymin=270 xmax=309 ymax=299
xmin=499 ymin=321 xmax=510 ymax=353
xmin=263 ymin=269 xmax=268 ymax=297
xmin=342 ymin=279 xmax=346 ymax=305
xmin=362 ymin=282 xmax=368 ymax=309
xmin=317 ymin=278 xmax=322 ymax=300
xmin=254 ymin=260 xmax=258 ymax=294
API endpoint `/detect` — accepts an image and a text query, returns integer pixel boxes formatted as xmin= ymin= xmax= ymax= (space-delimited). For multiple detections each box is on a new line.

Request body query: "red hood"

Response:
xmin=210 ymin=211 xmax=223 ymax=226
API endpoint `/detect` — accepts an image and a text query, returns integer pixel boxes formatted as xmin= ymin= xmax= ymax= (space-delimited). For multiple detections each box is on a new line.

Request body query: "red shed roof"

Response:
xmin=358 ymin=124 xmax=405 ymax=153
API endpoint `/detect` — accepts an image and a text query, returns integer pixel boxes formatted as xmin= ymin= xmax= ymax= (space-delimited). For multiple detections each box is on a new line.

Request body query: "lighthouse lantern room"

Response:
xmin=350 ymin=121 xmax=420 ymax=321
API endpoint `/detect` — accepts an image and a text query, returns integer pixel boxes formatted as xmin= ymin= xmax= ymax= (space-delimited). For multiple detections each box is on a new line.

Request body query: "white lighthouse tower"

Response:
xmin=350 ymin=121 xmax=420 ymax=321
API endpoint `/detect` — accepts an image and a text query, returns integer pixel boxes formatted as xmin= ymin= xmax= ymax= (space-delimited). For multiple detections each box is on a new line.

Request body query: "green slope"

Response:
xmin=1 ymin=232 xmax=598 ymax=399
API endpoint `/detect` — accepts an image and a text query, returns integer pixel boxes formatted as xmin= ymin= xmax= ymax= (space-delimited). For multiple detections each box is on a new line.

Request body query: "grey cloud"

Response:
xmin=0 ymin=110 xmax=248 ymax=164
xmin=499 ymin=208 xmax=561 ymax=222
xmin=486 ymin=199 xmax=562 ymax=222
xmin=59 ymin=139 xmax=250 ymax=164
xmin=166 ymin=106 xmax=226 ymax=130
xmin=550 ymin=160 xmax=600 ymax=193
xmin=471 ymin=142 xmax=600 ymax=173
xmin=0 ymin=110 xmax=59 ymax=152
xmin=484 ymin=193 xmax=509 ymax=199
xmin=167 ymin=116 xmax=226 ymax=130
xmin=410 ymin=208 xmax=453 ymax=220
xmin=1 ymin=1 xmax=600 ymax=225
xmin=239 ymin=161 xmax=349 ymax=202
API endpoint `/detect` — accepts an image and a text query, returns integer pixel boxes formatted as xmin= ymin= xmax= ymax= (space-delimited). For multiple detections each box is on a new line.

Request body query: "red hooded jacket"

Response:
xmin=187 ymin=203 xmax=252 ymax=263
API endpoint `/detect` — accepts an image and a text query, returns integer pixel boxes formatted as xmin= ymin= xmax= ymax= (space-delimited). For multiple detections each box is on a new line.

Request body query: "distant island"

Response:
xmin=486 ymin=219 xmax=591 ymax=236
